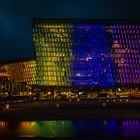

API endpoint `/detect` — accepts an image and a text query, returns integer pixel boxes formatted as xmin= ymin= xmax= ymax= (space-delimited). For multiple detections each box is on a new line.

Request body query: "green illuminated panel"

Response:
xmin=33 ymin=24 xmax=73 ymax=86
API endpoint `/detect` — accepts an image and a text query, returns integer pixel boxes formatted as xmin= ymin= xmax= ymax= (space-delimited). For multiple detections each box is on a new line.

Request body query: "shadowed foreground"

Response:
xmin=0 ymin=99 xmax=140 ymax=121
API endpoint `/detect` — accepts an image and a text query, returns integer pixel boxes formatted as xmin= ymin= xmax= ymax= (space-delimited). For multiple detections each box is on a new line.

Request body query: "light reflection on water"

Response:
xmin=0 ymin=120 xmax=140 ymax=137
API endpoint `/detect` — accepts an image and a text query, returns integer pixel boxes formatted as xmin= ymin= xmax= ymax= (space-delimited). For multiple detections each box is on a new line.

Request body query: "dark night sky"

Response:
xmin=0 ymin=0 xmax=139 ymax=63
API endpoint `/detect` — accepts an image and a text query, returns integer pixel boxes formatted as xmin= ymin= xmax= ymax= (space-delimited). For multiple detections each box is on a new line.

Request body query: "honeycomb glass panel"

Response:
xmin=32 ymin=19 xmax=140 ymax=88
xmin=32 ymin=21 xmax=73 ymax=86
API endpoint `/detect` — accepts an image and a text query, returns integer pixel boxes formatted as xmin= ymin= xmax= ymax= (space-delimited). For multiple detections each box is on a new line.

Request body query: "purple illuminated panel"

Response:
xmin=111 ymin=24 xmax=140 ymax=87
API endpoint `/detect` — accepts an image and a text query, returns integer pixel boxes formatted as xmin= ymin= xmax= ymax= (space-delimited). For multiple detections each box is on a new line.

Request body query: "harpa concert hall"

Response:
xmin=32 ymin=19 xmax=140 ymax=90
xmin=0 ymin=19 xmax=140 ymax=95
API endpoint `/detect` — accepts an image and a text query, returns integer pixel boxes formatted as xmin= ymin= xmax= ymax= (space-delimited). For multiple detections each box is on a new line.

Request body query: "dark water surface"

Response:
xmin=0 ymin=120 xmax=140 ymax=138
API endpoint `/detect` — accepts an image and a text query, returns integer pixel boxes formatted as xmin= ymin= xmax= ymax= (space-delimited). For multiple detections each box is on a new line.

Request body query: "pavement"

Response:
xmin=0 ymin=99 xmax=140 ymax=121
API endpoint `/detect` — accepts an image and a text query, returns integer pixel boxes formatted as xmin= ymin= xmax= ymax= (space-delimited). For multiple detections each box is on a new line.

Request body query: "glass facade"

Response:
xmin=1 ymin=60 xmax=36 ymax=85
xmin=111 ymin=25 xmax=140 ymax=87
xmin=32 ymin=19 xmax=140 ymax=88
xmin=32 ymin=23 xmax=73 ymax=86
xmin=71 ymin=24 xmax=117 ymax=88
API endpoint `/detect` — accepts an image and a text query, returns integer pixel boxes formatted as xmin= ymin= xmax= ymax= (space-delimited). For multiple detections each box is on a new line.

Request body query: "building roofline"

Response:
xmin=0 ymin=57 xmax=35 ymax=65
xmin=32 ymin=18 xmax=140 ymax=24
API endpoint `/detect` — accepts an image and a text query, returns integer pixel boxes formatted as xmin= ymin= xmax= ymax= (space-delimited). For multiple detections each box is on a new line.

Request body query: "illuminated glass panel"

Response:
xmin=111 ymin=24 xmax=140 ymax=87
xmin=32 ymin=19 xmax=140 ymax=88
xmin=33 ymin=22 xmax=73 ymax=86
xmin=71 ymin=24 xmax=117 ymax=87
xmin=3 ymin=60 xmax=36 ymax=85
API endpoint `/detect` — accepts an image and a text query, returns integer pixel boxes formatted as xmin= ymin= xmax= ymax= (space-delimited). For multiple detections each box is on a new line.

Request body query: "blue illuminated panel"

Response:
xmin=71 ymin=24 xmax=117 ymax=87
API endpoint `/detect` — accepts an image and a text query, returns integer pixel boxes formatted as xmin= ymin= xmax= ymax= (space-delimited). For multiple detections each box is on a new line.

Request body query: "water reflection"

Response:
xmin=0 ymin=120 xmax=140 ymax=137
xmin=18 ymin=121 xmax=74 ymax=137
xmin=122 ymin=120 xmax=140 ymax=136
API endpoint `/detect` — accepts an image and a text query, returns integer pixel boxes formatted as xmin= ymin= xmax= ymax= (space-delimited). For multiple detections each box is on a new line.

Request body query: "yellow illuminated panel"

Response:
xmin=2 ymin=60 xmax=36 ymax=85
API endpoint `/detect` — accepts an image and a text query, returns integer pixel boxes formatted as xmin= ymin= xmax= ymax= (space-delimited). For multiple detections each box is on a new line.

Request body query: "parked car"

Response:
xmin=67 ymin=93 xmax=80 ymax=102
xmin=130 ymin=92 xmax=140 ymax=99
xmin=97 ymin=93 xmax=109 ymax=98
xmin=79 ymin=91 xmax=87 ymax=99
xmin=54 ymin=94 xmax=67 ymax=100
xmin=119 ymin=95 xmax=129 ymax=98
